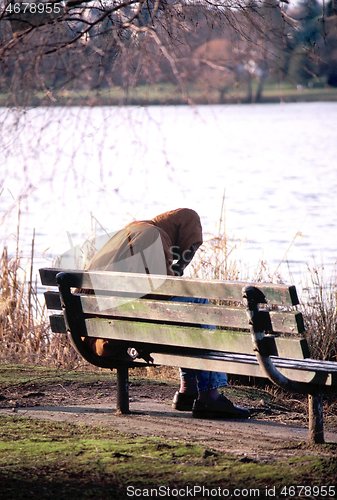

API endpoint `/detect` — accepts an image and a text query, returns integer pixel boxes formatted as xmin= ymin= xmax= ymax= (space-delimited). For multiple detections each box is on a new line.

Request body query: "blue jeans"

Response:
xmin=171 ymin=296 xmax=228 ymax=392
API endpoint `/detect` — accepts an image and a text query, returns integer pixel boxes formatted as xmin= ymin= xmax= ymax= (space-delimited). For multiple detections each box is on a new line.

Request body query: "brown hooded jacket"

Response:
xmin=83 ymin=208 xmax=203 ymax=356
xmin=87 ymin=208 xmax=203 ymax=276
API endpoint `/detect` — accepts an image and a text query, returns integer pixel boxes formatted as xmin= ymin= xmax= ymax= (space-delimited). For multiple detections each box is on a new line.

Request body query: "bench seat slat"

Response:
xmin=135 ymin=352 xmax=264 ymax=378
xmin=271 ymin=357 xmax=337 ymax=372
xmin=130 ymin=352 xmax=335 ymax=386
xmin=39 ymin=268 xmax=299 ymax=305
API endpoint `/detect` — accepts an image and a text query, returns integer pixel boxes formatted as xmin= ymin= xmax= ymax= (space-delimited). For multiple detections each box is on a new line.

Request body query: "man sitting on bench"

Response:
xmin=83 ymin=208 xmax=250 ymax=419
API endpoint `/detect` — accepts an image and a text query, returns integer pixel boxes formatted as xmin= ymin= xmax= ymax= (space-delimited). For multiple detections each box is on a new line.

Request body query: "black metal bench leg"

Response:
xmin=308 ymin=394 xmax=324 ymax=444
xmin=116 ymin=365 xmax=130 ymax=414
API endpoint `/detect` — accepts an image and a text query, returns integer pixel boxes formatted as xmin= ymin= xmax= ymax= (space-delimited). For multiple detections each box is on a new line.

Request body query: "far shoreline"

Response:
xmin=2 ymin=83 xmax=337 ymax=108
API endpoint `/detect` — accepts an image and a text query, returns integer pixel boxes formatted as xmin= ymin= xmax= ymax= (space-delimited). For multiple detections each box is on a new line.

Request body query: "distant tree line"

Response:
xmin=0 ymin=0 xmax=336 ymax=104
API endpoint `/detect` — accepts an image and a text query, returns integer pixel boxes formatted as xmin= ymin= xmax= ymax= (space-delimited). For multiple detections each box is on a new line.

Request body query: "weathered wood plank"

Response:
xmin=45 ymin=288 xmax=304 ymax=335
xmin=80 ymin=295 xmax=303 ymax=334
xmin=271 ymin=311 xmax=305 ymax=334
xmin=83 ymin=318 xmax=310 ymax=360
xmin=130 ymin=352 xmax=335 ymax=386
xmin=39 ymin=268 xmax=63 ymax=286
xmin=44 ymin=289 xmax=304 ymax=334
xmin=49 ymin=310 xmax=332 ymax=375
xmin=270 ymin=356 xmax=337 ymax=372
xmin=39 ymin=268 xmax=298 ymax=305
xmin=44 ymin=291 xmax=62 ymax=310
xmin=47 ymin=315 xmax=335 ymax=385
xmin=49 ymin=314 xmax=66 ymax=333
xmin=274 ymin=337 xmax=310 ymax=358
xmin=84 ymin=317 xmax=255 ymax=354
xmin=48 ymin=313 xmax=309 ymax=361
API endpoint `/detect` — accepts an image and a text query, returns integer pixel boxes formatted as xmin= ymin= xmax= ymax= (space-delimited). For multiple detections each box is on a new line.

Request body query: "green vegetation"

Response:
xmin=0 ymin=414 xmax=336 ymax=499
xmin=0 ymin=363 xmax=176 ymax=389
xmin=0 ymin=363 xmax=115 ymax=387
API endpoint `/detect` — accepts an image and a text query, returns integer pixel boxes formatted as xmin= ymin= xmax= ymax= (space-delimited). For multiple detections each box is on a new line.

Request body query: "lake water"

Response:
xmin=1 ymin=102 xmax=336 ymax=289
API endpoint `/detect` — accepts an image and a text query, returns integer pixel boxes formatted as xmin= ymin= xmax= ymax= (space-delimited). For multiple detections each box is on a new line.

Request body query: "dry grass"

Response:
xmin=1 ymin=244 xmax=41 ymax=362
xmin=301 ymin=265 xmax=337 ymax=361
xmin=0 ymin=240 xmax=84 ymax=368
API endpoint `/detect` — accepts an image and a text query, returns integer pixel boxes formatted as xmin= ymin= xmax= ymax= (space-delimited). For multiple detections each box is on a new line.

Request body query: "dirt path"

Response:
xmin=2 ymin=399 xmax=336 ymax=460
xmin=1 ymin=380 xmax=337 ymax=461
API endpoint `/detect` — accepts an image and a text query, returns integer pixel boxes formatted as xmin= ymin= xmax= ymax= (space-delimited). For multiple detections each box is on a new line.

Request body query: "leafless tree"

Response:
xmin=0 ymin=0 xmax=297 ymax=105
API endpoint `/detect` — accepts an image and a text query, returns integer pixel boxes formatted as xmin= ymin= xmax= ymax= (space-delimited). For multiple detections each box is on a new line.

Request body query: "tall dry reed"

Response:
xmin=0 ymin=238 xmax=84 ymax=368
xmin=301 ymin=265 xmax=337 ymax=361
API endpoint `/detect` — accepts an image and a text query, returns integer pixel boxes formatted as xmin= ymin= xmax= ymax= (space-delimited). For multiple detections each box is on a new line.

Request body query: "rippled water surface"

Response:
xmin=1 ymin=102 xmax=336 ymax=285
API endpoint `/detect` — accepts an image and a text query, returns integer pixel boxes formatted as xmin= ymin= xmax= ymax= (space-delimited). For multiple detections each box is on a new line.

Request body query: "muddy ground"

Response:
xmin=1 ymin=374 xmax=337 ymax=462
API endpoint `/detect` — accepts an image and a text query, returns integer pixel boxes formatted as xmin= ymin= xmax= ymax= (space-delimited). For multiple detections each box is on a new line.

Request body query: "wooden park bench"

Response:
xmin=39 ymin=268 xmax=337 ymax=444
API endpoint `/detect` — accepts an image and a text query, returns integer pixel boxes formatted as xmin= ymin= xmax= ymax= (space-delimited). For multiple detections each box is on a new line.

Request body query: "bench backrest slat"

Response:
xmin=49 ymin=314 xmax=67 ymax=334
xmin=39 ymin=268 xmax=299 ymax=306
xmin=81 ymin=296 xmax=304 ymax=334
xmin=44 ymin=290 xmax=304 ymax=334
xmin=46 ymin=312 xmax=308 ymax=359
xmin=84 ymin=317 xmax=308 ymax=359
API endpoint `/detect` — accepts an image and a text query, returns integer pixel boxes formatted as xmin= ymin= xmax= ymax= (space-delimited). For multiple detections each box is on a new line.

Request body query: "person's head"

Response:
xmin=152 ymin=208 xmax=203 ymax=276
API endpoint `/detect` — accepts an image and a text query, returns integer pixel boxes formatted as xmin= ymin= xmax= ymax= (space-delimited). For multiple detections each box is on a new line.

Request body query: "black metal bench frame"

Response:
xmin=39 ymin=268 xmax=337 ymax=445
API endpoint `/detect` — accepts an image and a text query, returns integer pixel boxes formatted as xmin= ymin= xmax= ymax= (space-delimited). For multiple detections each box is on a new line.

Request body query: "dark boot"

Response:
xmin=192 ymin=394 xmax=250 ymax=419
xmin=172 ymin=391 xmax=197 ymax=411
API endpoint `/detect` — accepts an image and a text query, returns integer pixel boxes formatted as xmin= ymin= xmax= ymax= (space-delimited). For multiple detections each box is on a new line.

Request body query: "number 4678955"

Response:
xmin=5 ymin=3 xmax=63 ymax=15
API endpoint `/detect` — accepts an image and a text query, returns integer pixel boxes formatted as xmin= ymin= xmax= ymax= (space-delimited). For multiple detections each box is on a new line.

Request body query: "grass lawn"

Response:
xmin=0 ymin=364 xmax=336 ymax=499
xmin=1 ymin=415 xmax=337 ymax=499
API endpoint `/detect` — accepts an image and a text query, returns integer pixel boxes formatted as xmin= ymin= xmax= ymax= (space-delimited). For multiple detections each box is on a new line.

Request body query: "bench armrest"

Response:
xmin=242 ymin=286 xmax=336 ymax=395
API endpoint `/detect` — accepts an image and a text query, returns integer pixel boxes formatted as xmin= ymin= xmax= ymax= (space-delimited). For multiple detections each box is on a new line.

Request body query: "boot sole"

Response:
xmin=172 ymin=404 xmax=194 ymax=411
xmin=192 ymin=409 xmax=250 ymax=419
